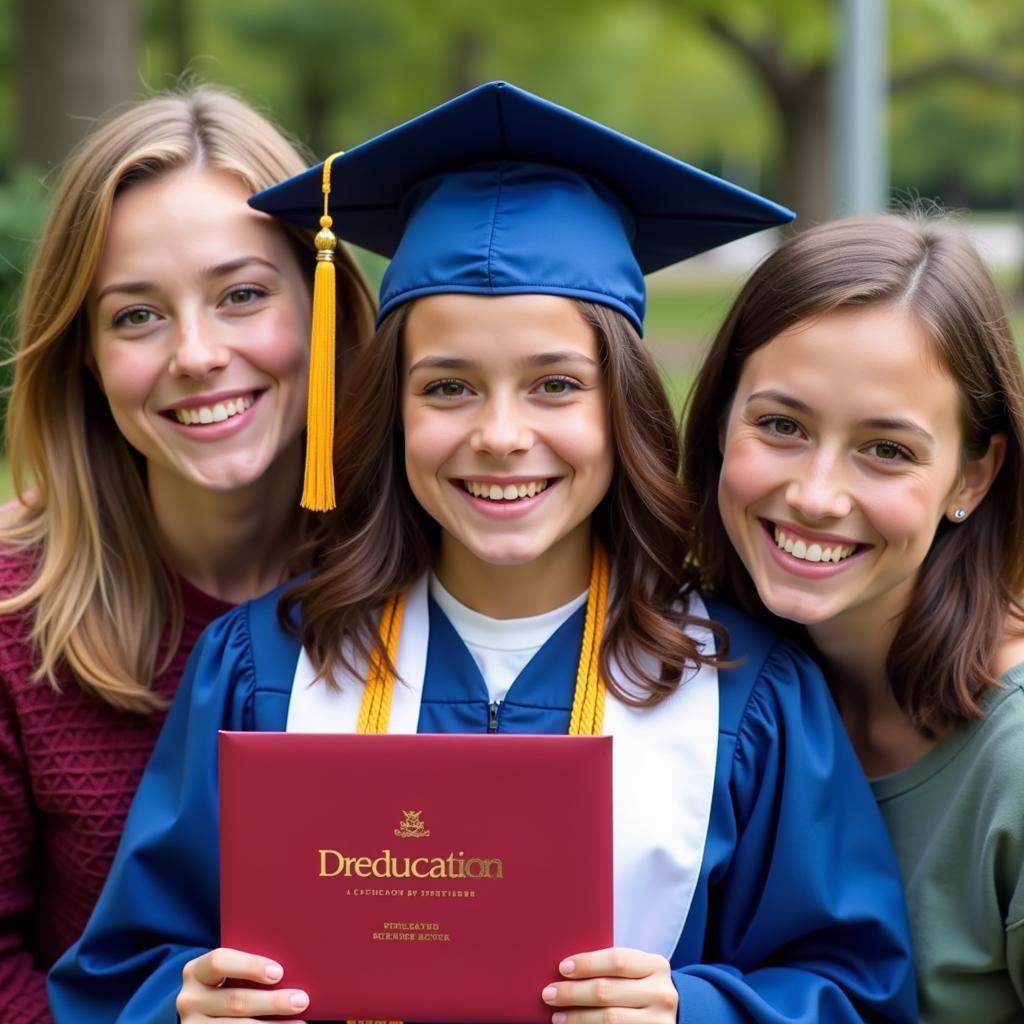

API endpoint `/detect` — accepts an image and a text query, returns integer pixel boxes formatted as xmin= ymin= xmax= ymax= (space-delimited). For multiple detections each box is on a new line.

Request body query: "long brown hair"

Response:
xmin=683 ymin=213 xmax=1024 ymax=734
xmin=286 ymin=299 xmax=722 ymax=704
xmin=1 ymin=85 xmax=377 ymax=713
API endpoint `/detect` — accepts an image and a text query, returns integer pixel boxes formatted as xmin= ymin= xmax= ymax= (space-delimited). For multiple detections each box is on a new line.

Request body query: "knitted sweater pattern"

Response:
xmin=0 ymin=549 xmax=232 ymax=1023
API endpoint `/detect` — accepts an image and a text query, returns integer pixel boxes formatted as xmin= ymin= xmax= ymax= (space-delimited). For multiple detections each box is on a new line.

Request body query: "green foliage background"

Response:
xmin=0 ymin=0 xmax=1020 ymax=471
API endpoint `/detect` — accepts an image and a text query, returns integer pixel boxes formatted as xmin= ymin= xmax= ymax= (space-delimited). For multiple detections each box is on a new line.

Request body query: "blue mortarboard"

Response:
xmin=250 ymin=80 xmax=793 ymax=334
xmin=251 ymin=81 xmax=793 ymax=513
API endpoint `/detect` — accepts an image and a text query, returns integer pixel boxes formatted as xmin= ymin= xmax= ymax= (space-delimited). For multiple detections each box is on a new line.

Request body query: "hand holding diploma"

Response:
xmin=542 ymin=947 xmax=678 ymax=1024
xmin=176 ymin=947 xmax=309 ymax=1023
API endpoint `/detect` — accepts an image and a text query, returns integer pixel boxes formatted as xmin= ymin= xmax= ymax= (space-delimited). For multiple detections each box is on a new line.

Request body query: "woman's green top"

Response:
xmin=871 ymin=666 xmax=1024 ymax=1023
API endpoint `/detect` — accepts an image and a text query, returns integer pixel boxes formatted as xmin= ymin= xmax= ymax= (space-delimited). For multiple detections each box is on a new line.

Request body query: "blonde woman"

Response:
xmin=0 ymin=86 xmax=374 ymax=1022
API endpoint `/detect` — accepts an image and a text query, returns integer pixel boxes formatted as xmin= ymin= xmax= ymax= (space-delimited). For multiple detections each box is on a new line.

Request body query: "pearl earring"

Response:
xmin=953 ymin=507 xmax=967 ymax=520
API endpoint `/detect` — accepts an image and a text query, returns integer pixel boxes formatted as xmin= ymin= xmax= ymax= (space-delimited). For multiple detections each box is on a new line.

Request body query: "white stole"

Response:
xmin=286 ymin=575 xmax=719 ymax=960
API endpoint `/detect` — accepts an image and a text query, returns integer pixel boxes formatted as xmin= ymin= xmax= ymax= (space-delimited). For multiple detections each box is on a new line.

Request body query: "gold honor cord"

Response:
xmin=568 ymin=541 xmax=609 ymax=736
xmin=347 ymin=544 xmax=608 ymax=1024
xmin=355 ymin=589 xmax=406 ymax=734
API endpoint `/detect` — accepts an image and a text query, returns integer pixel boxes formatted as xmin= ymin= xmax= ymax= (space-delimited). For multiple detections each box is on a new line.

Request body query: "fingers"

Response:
xmin=540 ymin=949 xmax=677 ymax=1024
xmin=178 ymin=982 xmax=309 ymax=1022
xmin=177 ymin=948 xmax=310 ymax=1022
xmin=191 ymin=985 xmax=309 ymax=1020
xmin=543 ymin=976 xmax=651 ymax=1009
xmin=556 ymin=948 xmax=669 ymax=981
xmin=545 ymin=1009 xmax=658 ymax=1024
xmin=185 ymin=947 xmax=284 ymax=988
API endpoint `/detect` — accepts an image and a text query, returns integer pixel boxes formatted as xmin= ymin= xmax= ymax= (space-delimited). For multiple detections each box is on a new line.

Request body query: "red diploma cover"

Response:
xmin=219 ymin=732 xmax=612 ymax=1022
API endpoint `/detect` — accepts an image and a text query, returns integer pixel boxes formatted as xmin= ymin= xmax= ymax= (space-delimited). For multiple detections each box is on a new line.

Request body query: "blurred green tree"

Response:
xmin=669 ymin=0 xmax=836 ymax=222
xmin=3 ymin=0 xmax=1023 ymax=284
xmin=655 ymin=0 xmax=1023 ymax=224
xmin=13 ymin=0 xmax=140 ymax=169
xmin=890 ymin=0 xmax=1023 ymax=217
xmin=0 ymin=0 xmax=1020 ymax=453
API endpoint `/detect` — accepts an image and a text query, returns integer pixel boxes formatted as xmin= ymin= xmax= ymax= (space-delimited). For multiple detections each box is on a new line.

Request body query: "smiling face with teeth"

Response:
xmin=88 ymin=167 xmax=311 ymax=500
xmin=717 ymin=304 xmax=998 ymax=640
xmin=402 ymin=293 xmax=614 ymax=610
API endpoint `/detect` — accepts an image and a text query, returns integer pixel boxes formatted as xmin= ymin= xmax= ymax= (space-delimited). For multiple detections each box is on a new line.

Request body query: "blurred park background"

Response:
xmin=0 ymin=0 xmax=1022 ymax=498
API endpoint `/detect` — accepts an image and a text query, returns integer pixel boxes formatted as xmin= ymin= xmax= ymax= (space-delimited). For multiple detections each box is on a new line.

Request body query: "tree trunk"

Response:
xmin=302 ymin=74 xmax=331 ymax=160
xmin=450 ymin=28 xmax=484 ymax=97
xmin=14 ymin=0 xmax=140 ymax=169
xmin=777 ymin=66 xmax=832 ymax=227
xmin=696 ymin=14 xmax=834 ymax=229
xmin=167 ymin=0 xmax=192 ymax=79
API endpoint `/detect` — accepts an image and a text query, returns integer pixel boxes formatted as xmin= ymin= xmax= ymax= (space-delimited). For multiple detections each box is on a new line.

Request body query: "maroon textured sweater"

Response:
xmin=0 ymin=550 xmax=232 ymax=1023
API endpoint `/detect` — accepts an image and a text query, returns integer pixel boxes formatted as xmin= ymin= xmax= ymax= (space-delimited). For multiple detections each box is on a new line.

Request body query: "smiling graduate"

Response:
xmin=50 ymin=82 xmax=916 ymax=1024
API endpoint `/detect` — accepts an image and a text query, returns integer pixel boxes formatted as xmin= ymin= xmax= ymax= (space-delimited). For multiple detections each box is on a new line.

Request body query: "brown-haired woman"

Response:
xmin=684 ymin=213 xmax=1024 ymax=1022
xmin=0 ymin=86 xmax=374 ymax=1021
xmin=52 ymin=84 xmax=914 ymax=1024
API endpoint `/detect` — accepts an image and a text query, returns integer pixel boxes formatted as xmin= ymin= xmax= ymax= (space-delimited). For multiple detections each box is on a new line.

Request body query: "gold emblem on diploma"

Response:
xmin=395 ymin=810 xmax=431 ymax=838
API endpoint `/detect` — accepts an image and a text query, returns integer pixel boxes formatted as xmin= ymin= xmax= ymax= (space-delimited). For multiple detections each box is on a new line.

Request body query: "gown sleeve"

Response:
xmin=671 ymin=637 xmax=917 ymax=1023
xmin=47 ymin=606 xmax=259 ymax=1024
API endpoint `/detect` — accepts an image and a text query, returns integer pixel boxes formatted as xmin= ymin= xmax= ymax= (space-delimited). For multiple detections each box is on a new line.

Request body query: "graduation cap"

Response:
xmin=249 ymin=80 xmax=794 ymax=510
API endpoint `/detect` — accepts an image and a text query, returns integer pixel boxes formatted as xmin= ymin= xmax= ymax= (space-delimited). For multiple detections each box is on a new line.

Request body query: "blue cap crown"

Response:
xmin=250 ymin=81 xmax=794 ymax=334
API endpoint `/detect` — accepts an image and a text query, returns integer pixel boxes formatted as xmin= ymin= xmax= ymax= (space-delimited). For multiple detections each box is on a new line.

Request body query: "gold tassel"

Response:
xmin=301 ymin=153 xmax=344 ymax=511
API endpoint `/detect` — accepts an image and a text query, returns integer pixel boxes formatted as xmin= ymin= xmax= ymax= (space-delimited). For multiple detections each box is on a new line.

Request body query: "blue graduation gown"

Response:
xmin=48 ymin=584 xmax=916 ymax=1023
